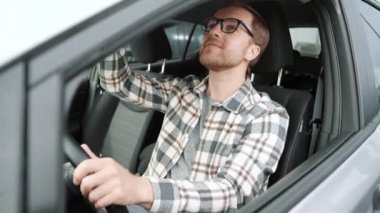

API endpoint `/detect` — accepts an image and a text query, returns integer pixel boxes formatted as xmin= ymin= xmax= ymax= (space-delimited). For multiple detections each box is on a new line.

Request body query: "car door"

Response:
xmin=239 ymin=0 xmax=380 ymax=212
xmin=0 ymin=1 xmax=205 ymax=212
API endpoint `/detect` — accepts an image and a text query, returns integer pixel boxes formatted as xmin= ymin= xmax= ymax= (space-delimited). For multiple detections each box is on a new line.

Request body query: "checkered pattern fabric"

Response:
xmin=98 ymin=48 xmax=289 ymax=212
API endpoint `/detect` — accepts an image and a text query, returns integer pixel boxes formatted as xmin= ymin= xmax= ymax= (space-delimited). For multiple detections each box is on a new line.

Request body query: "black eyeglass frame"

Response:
xmin=202 ymin=17 xmax=255 ymax=38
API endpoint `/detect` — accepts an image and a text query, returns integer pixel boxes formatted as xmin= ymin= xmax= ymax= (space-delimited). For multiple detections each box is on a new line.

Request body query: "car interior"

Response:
xmin=65 ymin=0 xmax=328 ymax=211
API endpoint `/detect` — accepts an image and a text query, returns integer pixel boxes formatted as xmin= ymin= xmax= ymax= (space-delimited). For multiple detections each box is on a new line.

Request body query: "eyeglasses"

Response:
xmin=202 ymin=17 xmax=254 ymax=38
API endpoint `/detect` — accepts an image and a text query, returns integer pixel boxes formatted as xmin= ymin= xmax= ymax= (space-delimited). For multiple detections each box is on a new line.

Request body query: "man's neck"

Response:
xmin=207 ymin=67 xmax=246 ymax=101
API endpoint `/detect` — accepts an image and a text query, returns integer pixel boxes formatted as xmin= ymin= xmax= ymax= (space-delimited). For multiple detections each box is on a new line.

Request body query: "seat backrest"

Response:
xmin=255 ymin=85 xmax=313 ymax=185
xmin=252 ymin=1 xmax=294 ymax=86
xmin=81 ymin=28 xmax=171 ymax=173
xmin=99 ymin=90 xmax=160 ymax=173
xmin=81 ymin=69 xmax=164 ymax=173
xmin=251 ymin=1 xmax=314 ymax=185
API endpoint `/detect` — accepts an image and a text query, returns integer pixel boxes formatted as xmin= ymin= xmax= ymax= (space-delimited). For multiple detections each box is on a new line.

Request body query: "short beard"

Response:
xmin=199 ymin=50 xmax=238 ymax=71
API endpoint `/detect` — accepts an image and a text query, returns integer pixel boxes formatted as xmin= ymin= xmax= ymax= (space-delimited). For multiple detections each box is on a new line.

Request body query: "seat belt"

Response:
xmin=308 ymin=66 xmax=324 ymax=157
xmin=86 ymin=64 xmax=102 ymax=113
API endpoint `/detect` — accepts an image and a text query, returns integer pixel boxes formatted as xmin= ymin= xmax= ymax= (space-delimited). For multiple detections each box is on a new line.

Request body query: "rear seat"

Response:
xmin=283 ymin=50 xmax=322 ymax=96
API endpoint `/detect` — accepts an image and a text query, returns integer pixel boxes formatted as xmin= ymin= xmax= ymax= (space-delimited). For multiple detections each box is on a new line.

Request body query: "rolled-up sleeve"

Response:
xmin=97 ymin=48 xmax=181 ymax=112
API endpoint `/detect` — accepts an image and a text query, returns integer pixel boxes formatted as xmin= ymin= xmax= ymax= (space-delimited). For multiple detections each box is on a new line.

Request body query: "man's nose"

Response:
xmin=208 ymin=23 xmax=222 ymax=37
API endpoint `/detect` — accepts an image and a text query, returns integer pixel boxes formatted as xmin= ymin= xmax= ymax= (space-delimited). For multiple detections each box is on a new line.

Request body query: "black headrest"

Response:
xmin=293 ymin=50 xmax=301 ymax=58
xmin=289 ymin=54 xmax=322 ymax=77
xmin=251 ymin=1 xmax=293 ymax=74
xmin=130 ymin=27 xmax=172 ymax=63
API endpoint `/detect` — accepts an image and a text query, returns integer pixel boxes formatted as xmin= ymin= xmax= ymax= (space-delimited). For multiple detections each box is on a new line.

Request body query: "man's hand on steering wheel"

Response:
xmin=73 ymin=144 xmax=154 ymax=210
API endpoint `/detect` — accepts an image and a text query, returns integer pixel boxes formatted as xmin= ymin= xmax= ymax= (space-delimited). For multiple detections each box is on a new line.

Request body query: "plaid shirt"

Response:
xmin=98 ymin=49 xmax=289 ymax=212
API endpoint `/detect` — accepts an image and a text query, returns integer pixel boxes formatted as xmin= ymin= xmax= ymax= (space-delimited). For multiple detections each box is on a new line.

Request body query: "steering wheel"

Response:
xmin=64 ymin=136 xmax=129 ymax=213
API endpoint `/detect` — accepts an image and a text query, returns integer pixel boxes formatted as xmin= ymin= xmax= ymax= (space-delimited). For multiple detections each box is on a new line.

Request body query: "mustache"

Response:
xmin=202 ymin=38 xmax=223 ymax=48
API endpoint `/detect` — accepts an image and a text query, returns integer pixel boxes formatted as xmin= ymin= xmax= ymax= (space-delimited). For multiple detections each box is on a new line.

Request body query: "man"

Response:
xmin=73 ymin=2 xmax=289 ymax=212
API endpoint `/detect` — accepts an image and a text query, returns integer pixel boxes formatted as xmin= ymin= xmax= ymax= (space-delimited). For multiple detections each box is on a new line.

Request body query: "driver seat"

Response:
xmin=251 ymin=1 xmax=314 ymax=186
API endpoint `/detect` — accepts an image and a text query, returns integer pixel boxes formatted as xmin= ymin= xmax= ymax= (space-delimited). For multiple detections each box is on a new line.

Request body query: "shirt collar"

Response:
xmin=223 ymin=79 xmax=255 ymax=113
xmin=194 ymin=78 xmax=258 ymax=113
xmin=194 ymin=76 xmax=208 ymax=94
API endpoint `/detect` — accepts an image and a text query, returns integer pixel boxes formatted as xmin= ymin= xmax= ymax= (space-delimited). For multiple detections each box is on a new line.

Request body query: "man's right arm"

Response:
xmin=97 ymin=48 xmax=179 ymax=113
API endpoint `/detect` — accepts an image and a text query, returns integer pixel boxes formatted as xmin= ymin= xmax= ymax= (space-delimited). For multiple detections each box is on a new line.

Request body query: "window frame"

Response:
xmin=0 ymin=0 xmax=205 ymax=212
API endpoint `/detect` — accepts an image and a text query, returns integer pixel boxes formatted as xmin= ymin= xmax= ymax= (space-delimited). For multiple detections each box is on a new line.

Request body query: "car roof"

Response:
xmin=0 ymin=0 xmax=120 ymax=66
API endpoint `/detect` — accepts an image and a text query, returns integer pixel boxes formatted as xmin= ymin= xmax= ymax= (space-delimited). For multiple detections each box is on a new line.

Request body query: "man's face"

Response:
xmin=199 ymin=6 xmax=258 ymax=72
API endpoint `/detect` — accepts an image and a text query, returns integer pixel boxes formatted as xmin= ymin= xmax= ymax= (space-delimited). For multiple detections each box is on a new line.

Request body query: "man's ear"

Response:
xmin=245 ymin=44 xmax=261 ymax=61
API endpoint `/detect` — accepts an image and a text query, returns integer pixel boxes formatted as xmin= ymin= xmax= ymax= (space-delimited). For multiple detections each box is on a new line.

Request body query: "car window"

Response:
xmin=360 ymin=1 xmax=380 ymax=90
xmin=289 ymin=27 xmax=321 ymax=58
xmin=164 ymin=22 xmax=204 ymax=59
xmin=185 ymin=25 xmax=204 ymax=58
xmin=163 ymin=21 xmax=195 ymax=59
xmin=127 ymin=20 xmax=200 ymax=65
